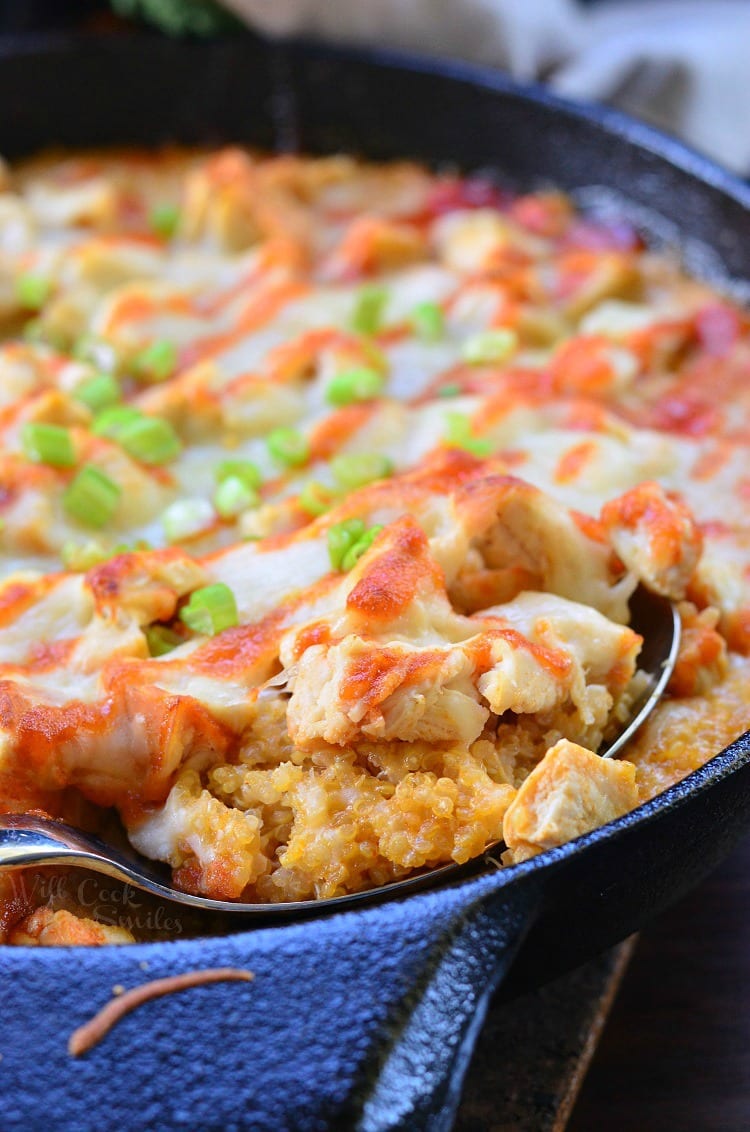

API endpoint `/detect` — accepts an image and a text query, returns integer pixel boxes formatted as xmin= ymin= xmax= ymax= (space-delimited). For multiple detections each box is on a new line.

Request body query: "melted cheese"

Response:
xmin=0 ymin=148 xmax=748 ymax=923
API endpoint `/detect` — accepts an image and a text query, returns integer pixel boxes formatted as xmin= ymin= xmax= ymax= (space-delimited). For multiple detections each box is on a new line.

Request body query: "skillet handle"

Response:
xmin=1 ymin=871 xmax=540 ymax=1132
xmin=350 ymin=875 xmax=541 ymax=1130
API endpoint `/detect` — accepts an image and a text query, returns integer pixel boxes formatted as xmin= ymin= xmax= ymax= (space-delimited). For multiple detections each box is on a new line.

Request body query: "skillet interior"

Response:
xmin=2 ymin=31 xmax=750 ymax=1131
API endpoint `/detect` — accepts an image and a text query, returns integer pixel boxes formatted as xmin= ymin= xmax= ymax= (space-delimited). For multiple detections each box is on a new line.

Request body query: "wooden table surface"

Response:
xmin=569 ymin=831 xmax=750 ymax=1132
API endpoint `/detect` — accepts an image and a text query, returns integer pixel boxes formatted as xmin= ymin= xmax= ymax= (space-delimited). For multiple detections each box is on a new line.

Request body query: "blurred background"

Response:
xmin=1 ymin=0 xmax=749 ymax=172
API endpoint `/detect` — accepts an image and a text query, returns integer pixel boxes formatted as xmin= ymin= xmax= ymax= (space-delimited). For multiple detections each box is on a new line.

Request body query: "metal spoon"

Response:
xmin=0 ymin=587 xmax=680 ymax=917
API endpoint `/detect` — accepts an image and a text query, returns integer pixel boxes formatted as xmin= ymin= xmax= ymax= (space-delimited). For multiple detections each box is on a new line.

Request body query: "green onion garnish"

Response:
xmin=214 ymin=475 xmax=259 ymax=519
xmin=461 ymin=328 xmax=517 ymax=365
xmin=444 ymin=411 xmax=492 ymax=458
xmin=63 ymin=465 xmax=121 ymax=528
xmin=351 ymin=284 xmax=388 ymax=336
xmin=179 ymin=582 xmax=238 ymax=637
xmin=149 ymin=203 xmax=180 ymax=240
xmin=73 ymin=335 xmax=116 ymax=371
xmin=328 ymin=518 xmax=365 ymax=571
xmin=162 ymin=498 xmax=214 ymax=543
xmin=92 ymin=405 xmax=142 ymax=440
xmin=74 ymin=373 xmax=121 ymax=413
xmin=144 ymin=624 xmax=183 ymax=657
xmin=331 ymin=452 xmax=393 ymax=490
xmin=325 ymin=366 xmax=384 ymax=407
xmin=61 ymin=539 xmax=110 ymax=571
xmin=111 ymin=539 xmax=152 ymax=555
xmin=214 ymin=459 xmax=262 ymax=491
xmin=340 ymin=524 xmax=384 ymax=572
xmin=410 ymin=301 xmax=445 ymax=342
xmin=298 ymin=481 xmax=336 ymax=517
xmin=15 ymin=273 xmax=51 ymax=311
xmin=327 ymin=518 xmax=383 ymax=571
xmin=21 ymin=422 xmax=76 ymax=468
xmin=267 ymin=427 xmax=309 ymax=468
xmin=437 ymin=383 xmax=461 ymax=398
xmin=118 ymin=416 xmax=181 ymax=466
xmin=132 ymin=339 xmax=177 ymax=383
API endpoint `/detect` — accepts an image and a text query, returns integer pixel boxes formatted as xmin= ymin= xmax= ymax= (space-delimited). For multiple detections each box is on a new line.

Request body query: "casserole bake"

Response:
xmin=2 ymin=142 xmax=749 ymax=943
xmin=2 ymin=33 xmax=750 ymax=1132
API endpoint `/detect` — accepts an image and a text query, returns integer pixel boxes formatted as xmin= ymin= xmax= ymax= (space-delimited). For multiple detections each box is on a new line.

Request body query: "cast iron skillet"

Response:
xmin=2 ymin=31 xmax=750 ymax=1132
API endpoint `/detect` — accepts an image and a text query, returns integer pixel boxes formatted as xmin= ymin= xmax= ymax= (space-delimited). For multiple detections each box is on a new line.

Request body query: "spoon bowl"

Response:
xmin=0 ymin=586 xmax=681 ymax=917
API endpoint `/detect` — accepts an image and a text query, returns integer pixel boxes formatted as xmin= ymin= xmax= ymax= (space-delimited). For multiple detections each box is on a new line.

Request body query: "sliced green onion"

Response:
xmin=326 ymin=366 xmax=384 ymax=407
xmin=149 ymin=202 xmax=180 ymax=240
xmin=267 ymin=427 xmax=309 ymax=468
xmin=92 ymin=405 xmax=142 ymax=440
xmin=73 ymin=335 xmax=117 ymax=371
xmin=327 ymin=518 xmax=366 ymax=571
xmin=298 ymin=481 xmax=336 ymax=517
xmin=444 ymin=411 xmax=493 ymax=458
xmin=144 ymin=624 xmax=183 ymax=657
xmin=63 ymin=465 xmax=121 ymax=528
xmin=214 ymin=475 xmax=259 ymax=519
xmin=410 ymin=301 xmax=445 ymax=342
xmin=461 ymin=328 xmax=517 ymax=365
xmin=118 ymin=416 xmax=182 ymax=465
xmin=132 ymin=339 xmax=177 ymax=384
xmin=351 ymin=284 xmax=388 ymax=336
xmin=437 ymin=383 xmax=461 ymax=398
xmin=341 ymin=524 xmax=384 ymax=572
xmin=15 ymin=273 xmax=51 ymax=311
xmin=162 ymin=498 xmax=214 ymax=543
xmin=179 ymin=582 xmax=238 ymax=637
xmin=21 ymin=422 xmax=75 ymax=468
xmin=327 ymin=518 xmax=383 ymax=571
xmin=111 ymin=539 xmax=152 ymax=555
xmin=214 ymin=459 xmax=263 ymax=491
xmin=331 ymin=452 xmax=393 ymax=490
xmin=74 ymin=373 xmax=121 ymax=413
xmin=61 ymin=539 xmax=110 ymax=571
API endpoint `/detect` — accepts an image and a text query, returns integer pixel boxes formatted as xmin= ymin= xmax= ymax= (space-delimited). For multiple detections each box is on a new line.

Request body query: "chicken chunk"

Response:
xmin=286 ymin=635 xmax=488 ymax=748
xmin=478 ymin=591 xmax=642 ymax=748
xmin=8 ymin=907 xmax=135 ymax=947
xmin=502 ymin=738 xmax=638 ymax=863
xmin=601 ymin=481 xmax=702 ymax=600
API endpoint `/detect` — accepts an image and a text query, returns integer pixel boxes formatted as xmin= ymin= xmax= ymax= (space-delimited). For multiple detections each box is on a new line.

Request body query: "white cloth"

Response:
xmin=219 ymin=0 xmax=750 ymax=173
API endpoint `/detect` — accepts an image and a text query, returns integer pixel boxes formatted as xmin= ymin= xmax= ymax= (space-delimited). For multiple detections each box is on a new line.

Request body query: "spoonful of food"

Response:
xmin=0 ymin=587 xmax=680 ymax=917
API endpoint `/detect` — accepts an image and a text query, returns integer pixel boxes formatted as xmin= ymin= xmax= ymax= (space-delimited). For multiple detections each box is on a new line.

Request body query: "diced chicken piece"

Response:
xmin=181 ymin=148 xmax=261 ymax=251
xmin=286 ymin=636 xmax=488 ymax=748
xmin=26 ymin=175 xmax=118 ymax=228
xmin=85 ymin=548 xmax=206 ymax=625
xmin=502 ymin=738 xmax=638 ymax=863
xmin=8 ymin=907 xmax=135 ymax=946
xmin=668 ymin=602 xmax=728 ymax=697
xmin=487 ymin=591 xmax=642 ymax=694
xmin=478 ymin=591 xmax=641 ymax=747
xmin=323 ymin=216 xmax=427 ymax=279
xmin=601 ymin=481 xmax=702 ymax=600
xmin=455 ymin=476 xmax=634 ymax=622
xmin=478 ymin=633 xmax=573 ymax=717
xmin=432 ymin=209 xmax=543 ymax=273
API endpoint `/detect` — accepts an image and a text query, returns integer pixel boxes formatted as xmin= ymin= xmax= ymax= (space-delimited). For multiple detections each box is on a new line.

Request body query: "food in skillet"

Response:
xmin=0 ymin=149 xmax=748 ymax=945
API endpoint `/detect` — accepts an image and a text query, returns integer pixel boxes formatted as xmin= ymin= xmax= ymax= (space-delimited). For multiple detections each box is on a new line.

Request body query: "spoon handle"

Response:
xmin=0 ymin=813 xmax=182 ymax=900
